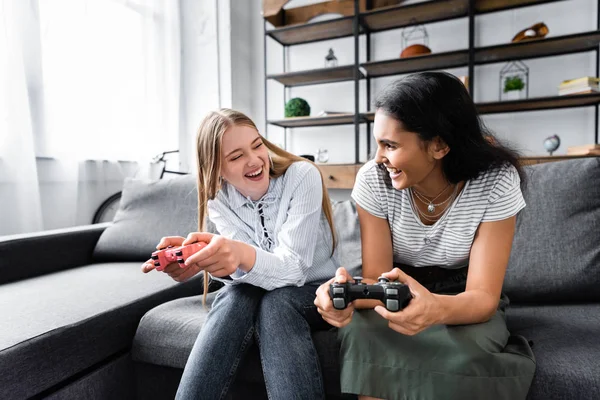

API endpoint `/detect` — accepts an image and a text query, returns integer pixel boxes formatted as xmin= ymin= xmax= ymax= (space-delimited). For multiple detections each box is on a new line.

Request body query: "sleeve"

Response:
xmin=350 ymin=161 xmax=387 ymax=219
xmin=216 ymin=163 xmax=326 ymax=290
xmin=206 ymin=197 xmax=256 ymax=283
xmin=481 ymin=164 xmax=526 ymax=222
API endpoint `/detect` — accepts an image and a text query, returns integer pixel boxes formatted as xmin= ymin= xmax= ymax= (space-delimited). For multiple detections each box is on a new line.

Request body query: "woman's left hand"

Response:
xmin=181 ymin=232 xmax=242 ymax=278
xmin=374 ymin=267 xmax=442 ymax=336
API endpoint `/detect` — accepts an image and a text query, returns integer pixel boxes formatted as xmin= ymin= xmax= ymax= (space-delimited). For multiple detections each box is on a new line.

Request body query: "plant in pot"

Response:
xmin=503 ymin=76 xmax=525 ymax=100
xmin=499 ymin=60 xmax=529 ymax=101
xmin=285 ymin=98 xmax=311 ymax=118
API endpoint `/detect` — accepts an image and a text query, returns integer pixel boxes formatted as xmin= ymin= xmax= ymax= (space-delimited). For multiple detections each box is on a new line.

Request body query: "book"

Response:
xmin=559 ymin=76 xmax=600 ymax=89
xmin=558 ymin=86 xmax=600 ymax=96
xmin=567 ymin=144 xmax=600 ymax=156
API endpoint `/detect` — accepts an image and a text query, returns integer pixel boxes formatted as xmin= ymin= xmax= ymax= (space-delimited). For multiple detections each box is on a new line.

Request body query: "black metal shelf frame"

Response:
xmin=264 ymin=0 xmax=600 ymax=160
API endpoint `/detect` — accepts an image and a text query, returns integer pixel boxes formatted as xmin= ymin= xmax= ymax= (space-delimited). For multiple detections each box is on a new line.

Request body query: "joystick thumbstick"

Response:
xmin=353 ymin=276 xmax=363 ymax=285
xmin=378 ymin=276 xmax=390 ymax=283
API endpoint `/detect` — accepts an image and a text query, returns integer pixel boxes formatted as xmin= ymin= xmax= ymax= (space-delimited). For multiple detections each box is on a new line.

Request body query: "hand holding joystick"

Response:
xmin=150 ymin=242 xmax=208 ymax=271
xmin=328 ymin=275 xmax=412 ymax=312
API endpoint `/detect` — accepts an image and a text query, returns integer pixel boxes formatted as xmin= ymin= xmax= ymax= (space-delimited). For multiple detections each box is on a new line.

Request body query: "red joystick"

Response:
xmin=150 ymin=242 xmax=208 ymax=271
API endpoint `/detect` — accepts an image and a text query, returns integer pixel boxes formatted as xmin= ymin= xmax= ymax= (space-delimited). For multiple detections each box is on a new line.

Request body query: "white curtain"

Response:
xmin=0 ymin=0 xmax=44 ymax=236
xmin=38 ymin=0 xmax=180 ymax=161
xmin=0 ymin=0 xmax=181 ymax=236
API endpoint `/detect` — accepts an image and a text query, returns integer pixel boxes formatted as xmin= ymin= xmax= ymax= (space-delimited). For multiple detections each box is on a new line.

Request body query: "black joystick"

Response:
xmin=329 ymin=276 xmax=412 ymax=312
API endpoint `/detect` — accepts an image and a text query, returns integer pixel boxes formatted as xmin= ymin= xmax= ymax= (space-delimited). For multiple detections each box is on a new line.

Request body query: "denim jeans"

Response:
xmin=175 ymin=283 xmax=328 ymax=400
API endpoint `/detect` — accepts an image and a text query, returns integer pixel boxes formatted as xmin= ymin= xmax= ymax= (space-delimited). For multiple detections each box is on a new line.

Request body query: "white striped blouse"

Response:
xmin=207 ymin=161 xmax=339 ymax=290
xmin=351 ymin=160 xmax=526 ymax=269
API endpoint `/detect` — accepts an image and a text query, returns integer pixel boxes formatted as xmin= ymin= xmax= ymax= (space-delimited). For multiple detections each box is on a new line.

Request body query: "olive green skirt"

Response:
xmin=338 ymin=271 xmax=536 ymax=400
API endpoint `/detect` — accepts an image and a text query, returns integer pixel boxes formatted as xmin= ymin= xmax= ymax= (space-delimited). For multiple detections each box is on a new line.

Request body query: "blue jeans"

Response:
xmin=175 ymin=283 xmax=328 ymax=400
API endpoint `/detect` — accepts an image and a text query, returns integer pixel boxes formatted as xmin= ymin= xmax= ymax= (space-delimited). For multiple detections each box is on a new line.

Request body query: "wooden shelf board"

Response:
xmin=475 ymin=0 xmax=567 ymax=14
xmin=268 ymin=114 xmax=361 ymax=128
xmin=361 ymin=0 xmax=469 ymax=32
xmin=265 ymin=0 xmax=571 ymax=46
xmin=267 ymin=65 xmax=362 ymax=86
xmin=477 ymin=93 xmax=600 ymax=114
xmin=361 ymin=50 xmax=469 ymax=77
xmin=475 ymin=31 xmax=600 ymax=65
xmin=266 ymin=16 xmax=357 ymax=46
xmin=364 ymin=94 xmax=600 ymax=119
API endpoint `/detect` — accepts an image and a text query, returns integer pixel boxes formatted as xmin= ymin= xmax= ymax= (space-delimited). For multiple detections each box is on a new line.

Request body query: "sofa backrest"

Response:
xmin=504 ymin=158 xmax=600 ymax=303
xmin=93 ymin=175 xmax=216 ymax=262
xmin=94 ymin=158 xmax=600 ymax=304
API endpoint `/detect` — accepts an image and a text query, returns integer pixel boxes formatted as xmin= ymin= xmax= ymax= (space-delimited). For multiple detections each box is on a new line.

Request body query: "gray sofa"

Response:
xmin=1 ymin=158 xmax=599 ymax=399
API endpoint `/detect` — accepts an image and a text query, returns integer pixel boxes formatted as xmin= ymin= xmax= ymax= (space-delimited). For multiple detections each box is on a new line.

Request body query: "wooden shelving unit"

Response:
xmin=267 ymin=65 xmax=362 ymax=87
xmin=268 ymin=114 xmax=358 ymax=128
xmin=266 ymin=16 xmax=357 ymax=46
xmin=263 ymin=0 xmax=600 ymax=178
xmin=361 ymin=50 xmax=470 ymax=78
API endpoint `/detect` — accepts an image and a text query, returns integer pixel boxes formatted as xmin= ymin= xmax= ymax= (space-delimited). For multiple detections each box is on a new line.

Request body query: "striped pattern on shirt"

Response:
xmin=351 ymin=160 xmax=526 ymax=268
xmin=208 ymin=161 xmax=339 ymax=290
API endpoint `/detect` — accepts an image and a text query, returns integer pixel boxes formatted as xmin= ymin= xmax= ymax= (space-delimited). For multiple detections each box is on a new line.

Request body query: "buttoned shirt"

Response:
xmin=207 ymin=161 xmax=339 ymax=290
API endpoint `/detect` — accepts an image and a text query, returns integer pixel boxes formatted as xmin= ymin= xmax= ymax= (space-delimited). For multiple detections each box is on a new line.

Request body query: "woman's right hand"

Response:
xmin=314 ymin=267 xmax=355 ymax=328
xmin=141 ymin=236 xmax=185 ymax=274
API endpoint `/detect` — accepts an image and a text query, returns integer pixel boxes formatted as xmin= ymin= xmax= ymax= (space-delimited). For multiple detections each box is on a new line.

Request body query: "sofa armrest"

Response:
xmin=0 ymin=223 xmax=111 ymax=285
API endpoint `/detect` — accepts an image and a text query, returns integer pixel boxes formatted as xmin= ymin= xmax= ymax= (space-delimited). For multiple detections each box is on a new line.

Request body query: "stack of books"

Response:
xmin=567 ymin=144 xmax=600 ymax=156
xmin=558 ymin=77 xmax=600 ymax=96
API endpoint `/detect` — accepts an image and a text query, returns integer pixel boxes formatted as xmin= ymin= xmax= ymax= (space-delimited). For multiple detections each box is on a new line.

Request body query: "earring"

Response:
xmin=218 ymin=176 xmax=223 ymax=185
xmin=268 ymin=153 xmax=273 ymax=169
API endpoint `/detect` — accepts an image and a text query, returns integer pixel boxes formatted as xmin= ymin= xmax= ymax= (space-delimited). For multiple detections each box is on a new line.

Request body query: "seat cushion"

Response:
xmin=133 ymin=291 xmax=345 ymax=396
xmin=0 ymin=262 xmax=204 ymax=399
xmin=505 ymin=158 xmax=600 ymax=302
xmin=506 ymin=303 xmax=600 ymax=400
xmin=332 ymin=200 xmax=362 ymax=278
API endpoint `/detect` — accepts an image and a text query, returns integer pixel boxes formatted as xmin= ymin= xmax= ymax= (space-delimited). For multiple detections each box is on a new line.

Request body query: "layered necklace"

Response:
xmin=410 ymin=184 xmax=459 ymax=223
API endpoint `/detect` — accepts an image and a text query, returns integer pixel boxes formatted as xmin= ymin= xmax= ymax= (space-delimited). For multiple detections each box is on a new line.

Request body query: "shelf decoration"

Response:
xmin=400 ymin=20 xmax=432 ymax=58
xmin=285 ymin=97 xmax=311 ymax=118
xmin=512 ymin=22 xmax=549 ymax=43
xmin=499 ymin=60 xmax=529 ymax=101
xmin=316 ymin=148 xmax=330 ymax=163
xmin=324 ymin=48 xmax=338 ymax=68
xmin=543 ymin=134 xmax=560 ymax=156
xmin=558 ymin=76 xmax=600 ymax=96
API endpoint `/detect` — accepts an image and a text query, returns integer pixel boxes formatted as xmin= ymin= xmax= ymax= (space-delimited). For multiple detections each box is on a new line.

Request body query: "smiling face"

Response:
xmin=373 ymin=110 xmax=448 ymax=192
xmin=220 ymin=124 xmax=270 ymax=200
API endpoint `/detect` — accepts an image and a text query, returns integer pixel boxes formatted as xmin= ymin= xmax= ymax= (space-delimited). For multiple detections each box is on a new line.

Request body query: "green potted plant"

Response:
xmin=503 ymin=75 xmax=525 ymax=100
xmin=285 ymin=98 xmax=311 ymax=118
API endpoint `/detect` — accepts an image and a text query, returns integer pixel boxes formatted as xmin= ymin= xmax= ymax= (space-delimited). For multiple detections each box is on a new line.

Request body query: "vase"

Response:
xmin=503 ymin=90 xmax=524 ymax=101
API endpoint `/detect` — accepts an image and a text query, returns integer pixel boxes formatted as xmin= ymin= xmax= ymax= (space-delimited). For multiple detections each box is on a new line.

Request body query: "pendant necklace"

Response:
xmin=412 ymin=183 xmax=453 ymax=213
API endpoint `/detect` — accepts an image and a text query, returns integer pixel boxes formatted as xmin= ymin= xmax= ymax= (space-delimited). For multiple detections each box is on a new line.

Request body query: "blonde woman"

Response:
xmin=142 ymin=109 xmax=338 ymax=399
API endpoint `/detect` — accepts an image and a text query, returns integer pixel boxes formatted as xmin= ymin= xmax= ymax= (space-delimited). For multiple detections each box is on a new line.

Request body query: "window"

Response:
xmin=38 ymin=0 xmax=180 ymax=161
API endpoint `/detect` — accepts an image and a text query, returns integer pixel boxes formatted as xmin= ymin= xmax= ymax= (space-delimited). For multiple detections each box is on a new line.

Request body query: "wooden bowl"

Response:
xmin=400 ymin=44 xmax=432 ymax=58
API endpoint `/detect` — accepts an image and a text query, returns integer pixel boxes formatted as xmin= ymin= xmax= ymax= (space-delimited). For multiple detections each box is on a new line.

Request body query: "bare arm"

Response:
xmin=435 ymin=216 xmax=516 ymax=324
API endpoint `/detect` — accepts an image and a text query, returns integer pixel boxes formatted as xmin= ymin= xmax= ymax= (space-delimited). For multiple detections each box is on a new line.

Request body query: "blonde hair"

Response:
xmin=195 ymin=108 xmax=337 ymax=304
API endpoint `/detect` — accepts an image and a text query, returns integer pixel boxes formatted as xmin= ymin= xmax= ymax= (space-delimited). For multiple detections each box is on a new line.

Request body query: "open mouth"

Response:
xmin=244 ymin=166 xmax=264 ymax=180
xmin=386 ymin=166 xmax=403 ymax=179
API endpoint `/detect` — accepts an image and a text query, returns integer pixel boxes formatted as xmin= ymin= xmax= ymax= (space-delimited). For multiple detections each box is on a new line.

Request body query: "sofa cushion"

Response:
xmin=332 ymin=200 xmax=362 ymax=277
xmin=133 ymin=292 xmax=345 ymax=396
xmin=0 ymin=262 xmax=203 ymax=399
xmin=506 ymin=303 xmax=600 ymax=400
xmin=93 ymin=175 xmax=216 ymax=262
xmin=504 ymin=158 xmax=600 ymax=302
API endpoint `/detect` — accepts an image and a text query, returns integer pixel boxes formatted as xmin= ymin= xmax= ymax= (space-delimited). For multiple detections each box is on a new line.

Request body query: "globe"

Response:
xmin=543 ymin=135 xmax=560 ymax=156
